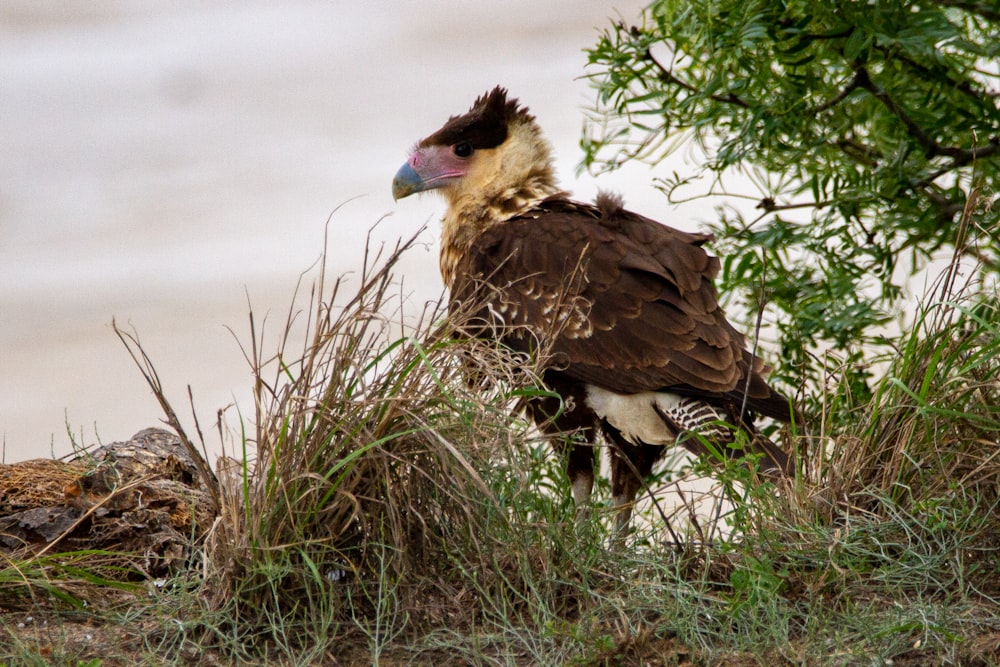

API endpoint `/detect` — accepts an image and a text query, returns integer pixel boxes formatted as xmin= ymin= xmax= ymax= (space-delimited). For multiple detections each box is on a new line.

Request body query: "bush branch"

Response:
xmin=855 ymin=66 xmax=1000 ymax=164
xmin=646 ymin=48 xmax=751 ymax=109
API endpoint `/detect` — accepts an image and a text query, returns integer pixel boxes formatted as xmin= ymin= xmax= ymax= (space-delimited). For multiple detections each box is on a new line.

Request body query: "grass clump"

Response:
xmin=203 ymin=229 xmax=595 ymax=662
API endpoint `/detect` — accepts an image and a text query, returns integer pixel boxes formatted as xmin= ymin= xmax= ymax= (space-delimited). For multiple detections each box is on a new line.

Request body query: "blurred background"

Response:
xmin=0 ymin=0 xmax=707 ymax=462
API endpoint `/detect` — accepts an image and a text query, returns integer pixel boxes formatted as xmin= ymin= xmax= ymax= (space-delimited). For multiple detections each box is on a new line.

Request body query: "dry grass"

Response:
xmin=795 ymin=212 xmax=1000 ymax=537
xmin=193 ymin=227 xmax=583 ymax=656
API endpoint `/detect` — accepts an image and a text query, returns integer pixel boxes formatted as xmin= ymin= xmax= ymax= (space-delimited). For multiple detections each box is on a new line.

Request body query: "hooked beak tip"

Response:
xmin=392 ymin=162 xmax=424 ymax=201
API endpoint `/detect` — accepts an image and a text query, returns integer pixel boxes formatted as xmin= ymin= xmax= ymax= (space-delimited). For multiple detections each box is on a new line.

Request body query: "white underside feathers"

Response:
xmin=584 ymin=385 xmax=727 ymax=446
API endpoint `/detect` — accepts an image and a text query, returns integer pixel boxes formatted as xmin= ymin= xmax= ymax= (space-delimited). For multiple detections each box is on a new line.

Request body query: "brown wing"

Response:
xmin=450 ymin=196 xmax=792 ymax=421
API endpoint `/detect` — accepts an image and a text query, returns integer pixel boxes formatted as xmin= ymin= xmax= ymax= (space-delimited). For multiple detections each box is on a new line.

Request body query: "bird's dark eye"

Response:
xmin=453 ymin=142 xmax=474 ymax=158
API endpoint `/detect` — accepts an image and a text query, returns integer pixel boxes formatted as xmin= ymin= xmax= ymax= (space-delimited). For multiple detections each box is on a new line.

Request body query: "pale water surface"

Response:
xmin=1 ymin=1 xmax=714 ymax=462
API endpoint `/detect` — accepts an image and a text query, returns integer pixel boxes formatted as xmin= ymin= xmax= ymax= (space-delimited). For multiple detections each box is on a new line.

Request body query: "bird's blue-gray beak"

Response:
xmin=392 ymin=162 xmax=426 ymax=201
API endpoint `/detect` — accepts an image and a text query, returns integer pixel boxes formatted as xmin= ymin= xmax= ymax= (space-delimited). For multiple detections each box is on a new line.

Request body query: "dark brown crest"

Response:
xmin=420 ymin=86 xmax=531 ymax=151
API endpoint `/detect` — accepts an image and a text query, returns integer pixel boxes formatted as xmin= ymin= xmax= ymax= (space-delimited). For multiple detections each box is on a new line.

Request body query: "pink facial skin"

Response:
xmin=392 ymin=144 xmax=469 ymax=200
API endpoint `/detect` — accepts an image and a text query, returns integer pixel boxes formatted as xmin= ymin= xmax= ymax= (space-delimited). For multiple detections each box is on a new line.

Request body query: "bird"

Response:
xmin=392 ymin=86 xmax=794 ymax=533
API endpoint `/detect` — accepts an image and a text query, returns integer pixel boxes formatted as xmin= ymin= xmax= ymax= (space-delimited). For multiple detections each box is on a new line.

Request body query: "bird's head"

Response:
xmin=392 ymin=87 xmax=559 ymax=215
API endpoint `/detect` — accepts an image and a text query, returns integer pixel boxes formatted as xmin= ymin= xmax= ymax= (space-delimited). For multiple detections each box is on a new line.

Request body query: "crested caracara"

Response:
xmin=392 ymin=87 xmax=794 ymax=532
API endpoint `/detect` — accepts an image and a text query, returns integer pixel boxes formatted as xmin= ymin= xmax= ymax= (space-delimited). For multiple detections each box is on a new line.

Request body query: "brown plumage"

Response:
xmin=393 ymin=87 xmax=794 ymax=532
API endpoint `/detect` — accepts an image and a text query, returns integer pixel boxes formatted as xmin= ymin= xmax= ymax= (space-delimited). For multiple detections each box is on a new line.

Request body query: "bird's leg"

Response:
xmin=529 ymin=383 xmax=597 ymax=522
xmin=567 ymin=442 xmax=595 ymax=523
xmin=610 ymin=459 xmax=643 ymax=543
xmin=607 ymin=437 xmax=662 ymax=546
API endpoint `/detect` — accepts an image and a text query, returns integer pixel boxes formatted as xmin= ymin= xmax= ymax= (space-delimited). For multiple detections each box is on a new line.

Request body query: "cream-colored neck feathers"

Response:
xmin=438 ymin=119 xmax=563 ymax=287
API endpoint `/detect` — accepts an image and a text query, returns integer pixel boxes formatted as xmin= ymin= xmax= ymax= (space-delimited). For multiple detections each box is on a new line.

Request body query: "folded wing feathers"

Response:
xmin=454 ymin=196 xmax=790 ymax=421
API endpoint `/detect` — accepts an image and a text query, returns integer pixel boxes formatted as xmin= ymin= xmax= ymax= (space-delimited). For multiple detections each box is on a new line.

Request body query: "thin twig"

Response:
xmin=646 ymin=48 xmax=751 ymax=109
xmin=804 ymin=71 xmax=863 ymax=115
xmin=112 ymin=321 xmax=221 ymax=513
